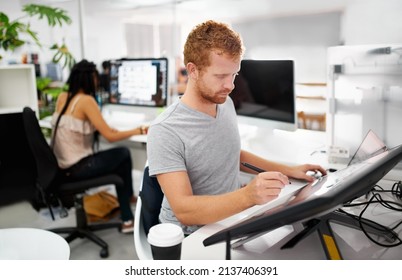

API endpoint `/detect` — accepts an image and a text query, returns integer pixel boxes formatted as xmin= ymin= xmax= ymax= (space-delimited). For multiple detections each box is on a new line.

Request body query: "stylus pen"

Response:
xmin=241 ymin=162 xmax=291 ymax=184
xmin=241 ymin=162 xmax=266 ymax=173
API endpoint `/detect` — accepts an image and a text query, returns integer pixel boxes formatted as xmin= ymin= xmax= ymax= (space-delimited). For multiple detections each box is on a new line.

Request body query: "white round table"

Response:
xmin=0 ymin=228 xmax=70 ymax=260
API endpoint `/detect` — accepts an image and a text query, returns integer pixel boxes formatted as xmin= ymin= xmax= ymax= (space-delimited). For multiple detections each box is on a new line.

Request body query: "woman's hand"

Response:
xmin=139 ymin=125 xmax=149 ymax=135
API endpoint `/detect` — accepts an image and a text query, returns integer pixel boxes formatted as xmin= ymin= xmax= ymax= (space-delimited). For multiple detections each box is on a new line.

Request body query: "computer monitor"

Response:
xmin=230 ymin=60 xmax=296 ymax=131
xmin=108 ymin=58 xmax=168 ymax=107
xmin=46 ymin=63 xmax=63 ymax=81
xmin=203 ymin=143 xmax=402 ymax=247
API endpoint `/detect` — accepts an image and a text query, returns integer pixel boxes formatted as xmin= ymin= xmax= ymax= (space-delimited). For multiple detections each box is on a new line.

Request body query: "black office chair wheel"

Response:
xmin=100 ymin=248 xmax=109 ymax=258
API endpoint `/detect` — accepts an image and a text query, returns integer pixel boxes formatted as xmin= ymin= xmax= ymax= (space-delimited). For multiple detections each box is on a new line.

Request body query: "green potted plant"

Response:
xmin=36 ymin=77 xmax=68 ymax=136
xmin=0 ymin=3 xmax=75 ymax=69
xmin=37 ymin=76 xmax=67 ymax=105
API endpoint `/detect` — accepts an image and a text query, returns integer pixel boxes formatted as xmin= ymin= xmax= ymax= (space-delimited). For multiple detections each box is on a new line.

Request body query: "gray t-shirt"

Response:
xmin=147 ymin=97 xmax=242 ymax=234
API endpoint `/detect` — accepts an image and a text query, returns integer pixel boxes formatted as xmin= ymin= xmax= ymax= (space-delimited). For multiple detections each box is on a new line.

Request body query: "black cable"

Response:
xmin=344 ymin=198 xmax=402 ymax=211
xmin=390 ymin=220 xmax=402 ymax=231
xmin=337 ymin=208 xmax=393 ymax=236
xmin=391 ymin=181 xmax=402 ymax=199
xmin=340 ymin=181 xmax=402 ymax=248
xmin=356 ymin=195 xmax=402 ymax=247
xmin=344 ymin=185 xmax=402 ymax=211
xmin=370 ymin=186 xmax=402 ymax=210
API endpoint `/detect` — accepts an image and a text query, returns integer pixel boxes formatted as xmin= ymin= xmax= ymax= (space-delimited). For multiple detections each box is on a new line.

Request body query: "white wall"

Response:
xmin=233 ymin=12 xmax=342 ymax=83
xmin=84 ymin=14 xmax=127 ymax=63
xmin=341 ymin=0 xmax=402 ymax=45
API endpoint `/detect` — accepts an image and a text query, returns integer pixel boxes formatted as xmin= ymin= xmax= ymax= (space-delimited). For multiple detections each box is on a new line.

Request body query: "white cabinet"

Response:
xmin=0 ymin=64 xmax=38 ymax=114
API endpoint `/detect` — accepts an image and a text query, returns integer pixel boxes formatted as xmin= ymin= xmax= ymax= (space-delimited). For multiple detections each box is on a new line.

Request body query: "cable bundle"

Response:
xmin=342 ymin=181 xmax=402 ymax=247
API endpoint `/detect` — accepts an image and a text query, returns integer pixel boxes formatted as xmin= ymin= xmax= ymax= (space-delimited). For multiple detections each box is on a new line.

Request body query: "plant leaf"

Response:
xmin=22 ymin=4 xmax=71 ymax=27
xmin=24 ymin=23 xmax=41 ymax=47
xmin=51 ymin=42 xmax=76 ymax=70
xmin=0 ymin=20 xmax=27 ymax=51
xmin=0 ymin=12 xmax=9 ymax=24
xmin=36 ymin=77 xmax=52 ymax=91
xmin=52 ymin=50 xmax=63 ymax=63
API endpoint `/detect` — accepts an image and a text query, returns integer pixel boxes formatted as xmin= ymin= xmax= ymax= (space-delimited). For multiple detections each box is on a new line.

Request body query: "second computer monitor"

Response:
xmin=109 ymin=58 xmax=168 ymax=107
xmin=231 ymin=59 xmax=296 ymax=131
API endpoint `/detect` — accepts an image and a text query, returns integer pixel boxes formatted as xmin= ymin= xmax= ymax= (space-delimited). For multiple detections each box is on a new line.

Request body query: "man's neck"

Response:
xmin=181 ymin=91 xmax=217 ymax=118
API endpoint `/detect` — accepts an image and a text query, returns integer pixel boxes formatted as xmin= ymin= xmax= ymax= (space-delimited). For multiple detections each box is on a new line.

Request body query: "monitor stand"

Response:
xmin=280 ymin=209 xmax=397 ymax=260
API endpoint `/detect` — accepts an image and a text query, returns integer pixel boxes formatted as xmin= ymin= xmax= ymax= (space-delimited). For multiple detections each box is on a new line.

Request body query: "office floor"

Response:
xmin=0 ymin=170 xmax=143 ymax=260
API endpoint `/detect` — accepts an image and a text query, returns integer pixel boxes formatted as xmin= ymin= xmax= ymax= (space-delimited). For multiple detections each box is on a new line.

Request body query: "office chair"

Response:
xmin=0 ymin=112 xmax=36 ymax=206
xmin=134 ymin=165 xmax=164 ymax=260
xmin=22 ymin=107 xmax=123 ymax=258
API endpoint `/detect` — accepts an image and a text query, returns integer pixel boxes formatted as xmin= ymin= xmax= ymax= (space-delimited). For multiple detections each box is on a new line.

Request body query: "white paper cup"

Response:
xmin=147 ymin=223 xmax=184 ymax=260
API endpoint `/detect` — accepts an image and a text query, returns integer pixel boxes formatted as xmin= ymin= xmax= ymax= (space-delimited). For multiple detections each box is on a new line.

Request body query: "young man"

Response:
xmin=147 ymin=20 xmax=326 ymax=235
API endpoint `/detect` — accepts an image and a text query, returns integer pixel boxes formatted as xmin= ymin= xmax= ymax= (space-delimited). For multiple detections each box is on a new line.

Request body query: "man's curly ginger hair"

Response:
xmin=183 ymin=20 xmax=245 ymax=71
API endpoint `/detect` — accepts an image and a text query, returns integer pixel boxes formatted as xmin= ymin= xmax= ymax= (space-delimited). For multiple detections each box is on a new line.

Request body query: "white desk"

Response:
xmin=239 ymin=125 xmax=327 ymax=165
xmin=101 ymin=104 xmax=160 ymax=142
xmin=0 ymin=228 xmax=70 ymax=260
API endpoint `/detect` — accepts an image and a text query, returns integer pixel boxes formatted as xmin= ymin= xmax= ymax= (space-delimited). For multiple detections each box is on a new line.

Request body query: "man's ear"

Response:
xmin=186 ymin=62 xmax=198 ymax=80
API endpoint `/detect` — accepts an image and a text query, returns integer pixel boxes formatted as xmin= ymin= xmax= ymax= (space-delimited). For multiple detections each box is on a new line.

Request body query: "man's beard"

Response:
xmin=195 ymin=79 xmax=231 ymax=105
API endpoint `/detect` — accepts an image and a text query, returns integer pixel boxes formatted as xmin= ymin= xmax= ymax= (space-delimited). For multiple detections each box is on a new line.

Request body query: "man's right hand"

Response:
xmin=245 ymin=171 xmax=289 ymax=205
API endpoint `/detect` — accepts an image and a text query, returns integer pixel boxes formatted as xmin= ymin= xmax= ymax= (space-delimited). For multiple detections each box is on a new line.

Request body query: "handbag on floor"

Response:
xmin=83 ymin=191 xmax=120 ymax=220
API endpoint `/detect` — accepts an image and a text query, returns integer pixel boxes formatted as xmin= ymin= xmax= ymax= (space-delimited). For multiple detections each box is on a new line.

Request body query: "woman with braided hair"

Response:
xmin=51 ymin=59 xmax=145 ymax=233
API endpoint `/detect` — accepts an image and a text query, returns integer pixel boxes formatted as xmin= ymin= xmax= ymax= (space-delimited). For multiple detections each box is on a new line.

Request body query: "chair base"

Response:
xmin=49 ymin=196 xmax=122 ymax=258
xmin=50 ymin=222 xmax=122 ymax=258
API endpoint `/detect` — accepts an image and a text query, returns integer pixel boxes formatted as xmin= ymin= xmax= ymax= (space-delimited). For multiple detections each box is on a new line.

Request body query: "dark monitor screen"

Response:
xmin=108 ymin=58 xmax=168 ymax=107
xmin=203 ymin=144 xmax=402 ymax=247
xmin=230 ymin=60 xmax=295 ymax=127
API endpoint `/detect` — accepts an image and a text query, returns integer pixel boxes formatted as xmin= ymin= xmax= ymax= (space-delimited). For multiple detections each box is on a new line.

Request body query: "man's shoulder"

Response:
xmin=151 ymin=101 xmax=181 ymax=125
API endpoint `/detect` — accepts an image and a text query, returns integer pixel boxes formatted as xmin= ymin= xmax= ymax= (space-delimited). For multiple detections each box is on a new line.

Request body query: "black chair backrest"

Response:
xmin=140 ymin=166 xmax=164 ymax=235
xmin=0 ymin=112 xmax=36 ymax=205
xmin=22 ymin=107 xmax=59 ymax=191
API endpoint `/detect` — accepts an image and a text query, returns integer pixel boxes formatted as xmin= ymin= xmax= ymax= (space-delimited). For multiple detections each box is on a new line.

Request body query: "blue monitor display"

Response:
xmin=230 ymin=60 xmax=296 ymax=130
xmin=109 ymin=58 xmax=168 ymax=107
